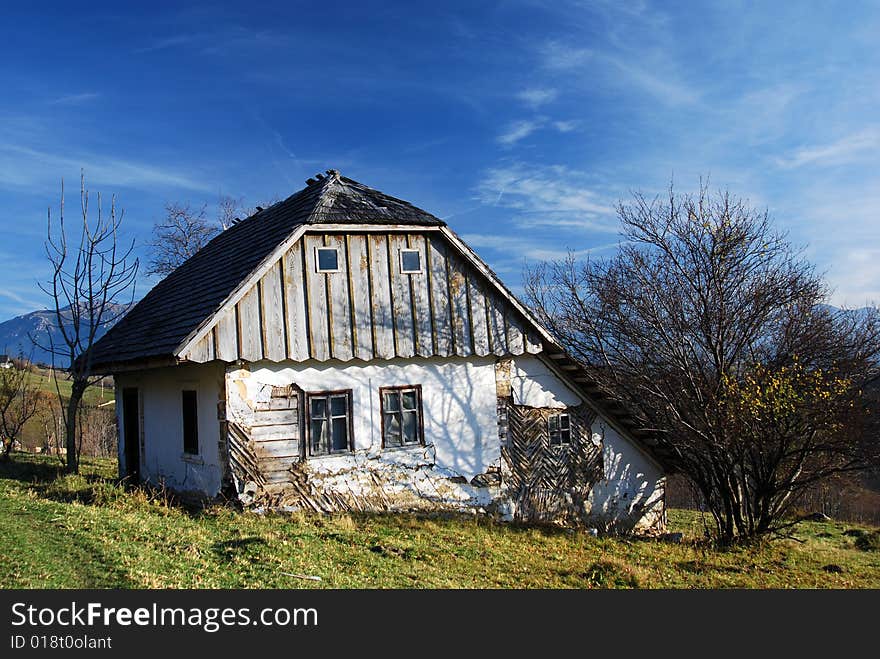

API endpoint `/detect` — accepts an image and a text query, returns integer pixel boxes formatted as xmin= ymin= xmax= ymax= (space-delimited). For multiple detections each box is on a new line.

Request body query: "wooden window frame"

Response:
xmin=380 ymin=384 xmax=425 ymax=449
xmin=181 ymin=389 xmax=200 ymax=456
xmin=314 ymin=246 xmax=341 ymax=273
xmin=306 ymin=389 xmax=353 ymax=457
xmin=399 ymin=248 xmax=423 ymax=274
xmin=548 ymin=412 xmax=572 ymax=447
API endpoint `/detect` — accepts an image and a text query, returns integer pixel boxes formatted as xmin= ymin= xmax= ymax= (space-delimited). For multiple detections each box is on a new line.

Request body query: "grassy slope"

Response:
xmin=0 ymin=454 xmax=877 ymax=589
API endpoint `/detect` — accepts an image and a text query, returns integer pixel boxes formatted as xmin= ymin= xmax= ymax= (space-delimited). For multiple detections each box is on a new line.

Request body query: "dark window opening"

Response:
xmin=381 ymin=385 xmax=423 ymax=448
xmin=548 ymin=413 xmax=571 ymax=446
xmin=316 ymin=247 xmax=340 ymax=272
xmin=400 ymin=249 xmax=422 ymax=274
xmin=308 ymin=391 xmax=352 ymax=456
xmin=182 ymin=390 xmax=199 ymax=455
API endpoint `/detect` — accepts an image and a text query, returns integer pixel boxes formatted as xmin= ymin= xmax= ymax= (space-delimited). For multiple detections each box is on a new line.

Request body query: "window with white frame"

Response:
xmin=315 ymin=246 xmax=340 ymax=272
xmin=399 ymin=249 xmax=422 ymax=274
xmin=548 ymin=413 xmax=571 ymax=446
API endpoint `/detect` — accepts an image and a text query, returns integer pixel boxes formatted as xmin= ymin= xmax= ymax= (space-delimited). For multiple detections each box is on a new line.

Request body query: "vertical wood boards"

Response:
xmin=183 ymin=230 xmax=545 ymax=364
xmin=408 ymin=234 xmax=434 ymax=358
xmin=302 ymin=234 xmax=330 ymax=361
xmin=237 ymin=286 xmax=263 ymax=361
xmin=347 ymin=234 xmax=374 ymax=360
xmin=326 ymin=234 xmax=353 ymax=361
xmin=368 ymin=234 xmax=395 ymax=359
xmin=283 ymin=241 xmax=310 ymax=361
xmin=446 ymin=251 xmax=473 ymax=357
xmin=388 ymin=233 xmax=415 ymax=358
xmin=260 ymin=262 xmax=286 ymax=361
xmin=426 ymin=236 xmax=454 ymax=357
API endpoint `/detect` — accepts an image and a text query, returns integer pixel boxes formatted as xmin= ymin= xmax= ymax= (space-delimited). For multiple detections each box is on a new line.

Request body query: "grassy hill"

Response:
xmin=1 ymin=454 xmax=877 ymax=589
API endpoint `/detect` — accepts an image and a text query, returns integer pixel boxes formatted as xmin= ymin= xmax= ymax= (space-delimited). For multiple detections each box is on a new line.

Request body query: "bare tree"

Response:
xmin=217 ymin=194 xmax=245 ymax=230
xmin=0 ymin=355 xmax=39 ymax=460
xmin=146 ymin=202 xmax=218 ymax=276
xmin=39 ymin=173 xmax=139 ymax=473
xmin=526 ymin=182 xmax=880 ymax=542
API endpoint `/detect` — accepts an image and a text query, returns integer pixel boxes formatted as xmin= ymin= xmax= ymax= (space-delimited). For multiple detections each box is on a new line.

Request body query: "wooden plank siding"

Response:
xmin=180 ymin=231 xmax=543 ymax=363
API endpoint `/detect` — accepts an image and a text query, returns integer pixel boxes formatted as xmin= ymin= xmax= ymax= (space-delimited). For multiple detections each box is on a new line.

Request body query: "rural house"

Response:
xmin=90 ymin=171 xmax=667 ymax=533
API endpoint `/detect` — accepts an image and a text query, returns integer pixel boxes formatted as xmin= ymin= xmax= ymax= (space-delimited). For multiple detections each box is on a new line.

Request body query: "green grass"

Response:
xmin=1 ymin=453 xmax=878 ymax=589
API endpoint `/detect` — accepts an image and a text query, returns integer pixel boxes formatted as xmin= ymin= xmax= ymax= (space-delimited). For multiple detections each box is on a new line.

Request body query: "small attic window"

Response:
xmin=315 ymin=247 xmax=340 ymax=273
xmin=400 ymin=249 xmax=422 ymax=274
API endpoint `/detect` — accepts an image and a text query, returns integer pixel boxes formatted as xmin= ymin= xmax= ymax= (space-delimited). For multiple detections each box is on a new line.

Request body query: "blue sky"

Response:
xmin=1 ymin=1 xmax=879 ymax=320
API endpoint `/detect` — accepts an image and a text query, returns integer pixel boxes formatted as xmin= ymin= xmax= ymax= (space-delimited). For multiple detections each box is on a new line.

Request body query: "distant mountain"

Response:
xmin=0 ymin=304 xmax=129 ymax=366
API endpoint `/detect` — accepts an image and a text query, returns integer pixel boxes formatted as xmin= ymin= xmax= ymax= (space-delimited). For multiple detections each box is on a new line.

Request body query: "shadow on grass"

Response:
xmin=211 ymin=537 xmax=268 ymax=560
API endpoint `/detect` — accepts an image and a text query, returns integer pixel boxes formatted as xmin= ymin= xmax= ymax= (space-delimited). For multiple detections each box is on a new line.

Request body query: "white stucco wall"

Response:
xmin=509 ymin=355 xmax=583 ymax=408
xmin=115 ymin=363 xmax=224 ymax=496
xmin=227 ymin=356 xmax=500 ymax=480
xmin=589 ymin=421 xmax=666 ymax=532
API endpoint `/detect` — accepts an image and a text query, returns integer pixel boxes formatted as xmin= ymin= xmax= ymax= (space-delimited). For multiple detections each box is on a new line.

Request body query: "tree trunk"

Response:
xmin=65 ymin=383 xmax=85 ymax=474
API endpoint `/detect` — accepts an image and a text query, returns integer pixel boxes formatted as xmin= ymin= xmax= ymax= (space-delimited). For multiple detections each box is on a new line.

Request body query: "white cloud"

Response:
xmin=496 ymin=119 xmax=543 ymax=146
xmin=553 ymin=120 xmax=579 ymax=133
xmin=540 ymin=41 xmax=698 ymax=106
xmin=460 ymin=233 xmax=619 ymax=261
xmin=776 ymin=128 xmax=880 ymax=168
xmin=476 ymin=163 xmax=617 ymax=231
xmin=517 ymin=88 xmax=558 ymax=108
xmin=49 ymin=92 xmax=101 ymax=106
xmin=0 ymin=144 xmax=213 ymax=193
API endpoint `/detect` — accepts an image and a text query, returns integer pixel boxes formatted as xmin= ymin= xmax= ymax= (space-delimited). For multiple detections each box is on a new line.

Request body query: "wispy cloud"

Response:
xmin=775 ymin=128 xmax=880 ymax=168
xmin=552 ymin=120 xmax=579 ymax=133
xmin=133 ymin=33 xmax=206 ymax=54
xmin=49 ymin=92 xmax=101 ymax=106
xmin=497 ymin=119 xmax=543 ymax=146
xmin=460 ymin=233 xmax=619 ymax=261
xmin=540 ymin=41 xmax=698 ymax=106
xmin=476 ymin=163 xmax=617 ymax=231
xmin=0 ymin=144 xmax=212 ymax=193
xmin=516 ymin=87 xmax=558 ymax=109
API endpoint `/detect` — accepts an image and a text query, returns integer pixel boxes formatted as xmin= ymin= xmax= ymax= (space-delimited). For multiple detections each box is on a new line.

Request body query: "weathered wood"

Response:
xmin=427 ymin=236 xmax=453 ymax=356
xmin=251 ymin=423 xmax=299 ymax=441
xmin=388 ymin=233 xmax=415 ymax=358
xmin=303 ymin=234 xmax=330 ymax=360
xmin=506 ymin=315 xmax=526 ymax=355
xmin=487 ymin=294 xmax=508 ymax=357
xmin=186 ymin=333 xmax=213 ymax=362
xmin=251 ymin=409 xmax=299 ymax=427
xmin=525 ymin=328 xmax=543 ymax=354
xmin=368 ymin=234 xmax=395 ymax=359
xmin=327 ymin=234 xmax=354 ymax=361
xmin=283 ymin=241 xmax=310 ymax=361
xmin=260 ymin=262 xmax=286 ymax=361
xmin=447 ymin=253 xmax=473 ymax=356
xmin=347 ymin=234 xmax=374 ymax=360
xmin=468 ymin=275 xmax=491 ymax=357
xmin=407 ymin=234 xmax=433 ymax=358
xmin=237 ymin=286 xmax=263 ymax=361
xmin=215 ymin=307 xmax=238 ymax=361
xmin=252 ymin=439 xmax=300 ymax=459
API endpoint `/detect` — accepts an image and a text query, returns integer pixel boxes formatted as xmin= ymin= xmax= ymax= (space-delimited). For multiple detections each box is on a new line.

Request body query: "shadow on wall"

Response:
xmin=425 ymin=361 xmax=491 ymax=479
xmin=589 ymin=446 xmax=665 ymax=534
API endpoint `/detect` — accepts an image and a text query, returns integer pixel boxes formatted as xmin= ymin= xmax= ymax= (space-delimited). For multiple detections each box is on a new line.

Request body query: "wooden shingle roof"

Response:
xmin=90 ymin=171 xmax=443 ymax=368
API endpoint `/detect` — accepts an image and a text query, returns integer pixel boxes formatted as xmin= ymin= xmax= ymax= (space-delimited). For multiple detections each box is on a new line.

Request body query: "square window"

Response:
xmin=381 ymin=385 xmax=423 ymax=448
xmin=307 ymin=390 xmax=352 ymax=456
xmin=400 ymin=249 xmax=422 ymax=274
xmin=316 ymin=247 xmax=340 ymax=272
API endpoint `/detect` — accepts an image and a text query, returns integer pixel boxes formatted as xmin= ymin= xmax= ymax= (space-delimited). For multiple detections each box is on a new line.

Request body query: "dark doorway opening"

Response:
xmin=122 ymin=388 xmax=140 ymax=483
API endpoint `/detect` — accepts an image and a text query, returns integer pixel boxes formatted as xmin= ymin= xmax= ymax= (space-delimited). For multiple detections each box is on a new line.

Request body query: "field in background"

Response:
xmin=1 ymin=454 xmax=877 ymax=589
